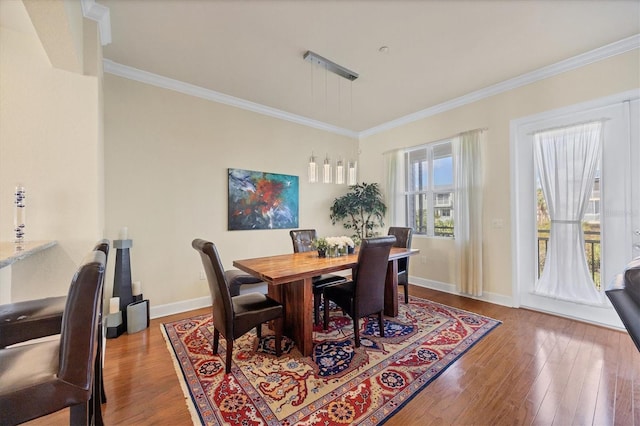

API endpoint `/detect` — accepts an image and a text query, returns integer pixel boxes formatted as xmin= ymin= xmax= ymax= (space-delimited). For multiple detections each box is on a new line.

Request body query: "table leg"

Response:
xmin=384 ymin=259 xmax=399 ymax=317
xmin=269 ymin=278 xmax=314 ymax=357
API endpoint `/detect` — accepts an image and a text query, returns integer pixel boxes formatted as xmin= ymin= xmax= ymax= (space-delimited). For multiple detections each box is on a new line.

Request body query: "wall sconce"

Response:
xmin=308 ymin=152 xmax=318 ymax=183
xmin=335 ymin=159 xmax=345 ymax=185
xmin=323 ymin=154 xmax=333 ymax=183
xmin=347 ymin=160 xmax=357 ymax=185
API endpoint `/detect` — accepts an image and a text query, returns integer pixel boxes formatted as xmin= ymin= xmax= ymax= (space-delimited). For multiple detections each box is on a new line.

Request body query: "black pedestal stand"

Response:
xmin=107 ymin=239 xmax=133 ymax=338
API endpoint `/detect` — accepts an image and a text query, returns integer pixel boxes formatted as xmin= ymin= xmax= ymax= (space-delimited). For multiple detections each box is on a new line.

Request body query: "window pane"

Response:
xmin=434 ymin=191 xmax=454 ymax=237
xmin=407 ymin=149 xmax=428 ymax=191
xmin=433 ymin=142 xmax=453 ymax=187
xmin=408 ymin=193 xmax=428 ymax=234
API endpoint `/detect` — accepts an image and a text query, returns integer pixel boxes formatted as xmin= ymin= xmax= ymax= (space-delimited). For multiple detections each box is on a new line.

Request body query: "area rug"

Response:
xmin=161 ymin=296 xmax=500 ymax=425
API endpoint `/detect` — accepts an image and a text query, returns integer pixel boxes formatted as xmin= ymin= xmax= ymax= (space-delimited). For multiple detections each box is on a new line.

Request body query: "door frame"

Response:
xmin=510 ymin=89 xmax=639 ymax=329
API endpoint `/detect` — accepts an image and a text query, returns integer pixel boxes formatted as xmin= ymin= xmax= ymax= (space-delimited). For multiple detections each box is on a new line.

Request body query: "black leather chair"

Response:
xmin=606 ymin=257 xmax=640 ymax=351
xmin=0 ymin=250 xmax=106 ymax=425
xmin=224 ymin=269 xmax=266 ymax=297
xmin=323 ymin=236 xmax=396 ymax=347
xmin=388 ymin=227 xmax=413 ymax=303
xmin=192 ymin=239 xmax=283 ymax=373
xmin=0 ymin=240 xmax=110 ymax=412
xmin=0 ymin=240 xmax=109 ymax=348
xmin=289 ymin=229 xmax=347 ymax=324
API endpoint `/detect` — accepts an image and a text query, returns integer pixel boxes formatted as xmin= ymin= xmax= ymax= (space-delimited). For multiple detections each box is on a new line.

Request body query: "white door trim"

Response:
xmin=510 ymin=89 xmax=639 ymax=329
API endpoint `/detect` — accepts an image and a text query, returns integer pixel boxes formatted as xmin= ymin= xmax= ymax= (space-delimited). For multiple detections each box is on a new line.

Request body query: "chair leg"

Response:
xmin=323 ymin=296 xmax=331 ymax=331
xmin=274 ymin=318 xmax=282 ymax=357
xmin=314 ymin=293 xmax=321 ymax=325
xmin=404 ymin=282 xmax=409 ymax=304
xmin=213 ymin=328 xmax=220 ymax=353
xmin=378 ymin=311 xmax=385 ymax=338
xmin=256 ymin=323 xmax=262 ymax=338
xmin=69 ymin=401 xmax=90 ymax=426
xmin=225 ymin=339 xmax=233 ymax=374
xmin=353 ymin=317 xmax=360 ymax=347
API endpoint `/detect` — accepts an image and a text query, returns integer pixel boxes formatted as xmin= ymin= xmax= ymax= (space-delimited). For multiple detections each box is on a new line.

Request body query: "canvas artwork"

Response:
xmin=228 ymin=168 xmax=299 ymax=230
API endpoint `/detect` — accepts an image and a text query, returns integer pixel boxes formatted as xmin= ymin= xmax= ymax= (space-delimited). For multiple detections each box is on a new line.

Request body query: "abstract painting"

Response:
xmin=228 ymin=168 xmax=299 ymax=230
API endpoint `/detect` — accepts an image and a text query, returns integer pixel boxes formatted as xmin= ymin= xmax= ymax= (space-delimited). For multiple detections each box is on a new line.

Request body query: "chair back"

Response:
xmin=289 ymin=229 xmax=317 ymax=253
xmin=353 ymin=236 xmax=396 ymax=317
xmin=57 ymin=250 xmax=106 ymax=393
xmin=192 ymin=239 xmax=234 ymax=337
xmin=388 ymin=227 xmax=413 ymax=273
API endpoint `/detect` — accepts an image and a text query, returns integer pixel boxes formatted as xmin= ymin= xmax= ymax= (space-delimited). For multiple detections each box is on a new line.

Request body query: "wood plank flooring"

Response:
xmin=25 ymin=286 xmax=639 ymax=425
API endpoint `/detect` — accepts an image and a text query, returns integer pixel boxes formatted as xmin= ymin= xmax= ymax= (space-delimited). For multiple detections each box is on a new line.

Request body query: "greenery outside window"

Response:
xmin=404 ymin=140 xmax=454 ymax=237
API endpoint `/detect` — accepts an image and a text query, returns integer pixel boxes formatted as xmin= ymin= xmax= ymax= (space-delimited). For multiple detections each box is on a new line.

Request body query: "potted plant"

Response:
xmin=311 ymin=237 xmax=329 ymax=258
xmin=330 ymin=182 xmax=387 ymax=241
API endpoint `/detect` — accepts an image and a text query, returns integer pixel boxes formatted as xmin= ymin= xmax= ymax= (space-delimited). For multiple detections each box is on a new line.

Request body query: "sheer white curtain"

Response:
xmin=383 ymin=149 xmax=405 ymax=227
xmin=534 ymin=121 xmax=603 ymax=305
xmin=453 ymin=129 xmax=485 ymax=296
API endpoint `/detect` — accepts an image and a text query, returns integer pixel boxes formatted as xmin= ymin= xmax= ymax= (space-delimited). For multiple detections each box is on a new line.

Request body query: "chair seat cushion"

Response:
xmin=232 ymin=293 xmax=283 ymax=338
xmin=0 ymin=340 xmax=89 ymax=424
xmin=225 ymin=269 xmax=265 ymax=297
xmin=0 ymin=296 xmax=66 ymax=348
xmin=323 ymin=280 xmax=355 ymax=314
xmin=312 ymin=274 xmax=347 ymax=292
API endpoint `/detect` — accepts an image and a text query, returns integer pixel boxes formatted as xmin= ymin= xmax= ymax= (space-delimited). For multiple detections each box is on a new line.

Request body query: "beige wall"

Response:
xmin=103 ymin=75 xmax=358 ymax=306
xmin=0 ymin=4 xmax=103 ymax=301
xmin=359 ymin=50 xmax=640 ymax=303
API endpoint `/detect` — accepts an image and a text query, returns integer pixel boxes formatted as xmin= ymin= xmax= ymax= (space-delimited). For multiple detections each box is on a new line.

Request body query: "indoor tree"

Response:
xmin=330 ymin=182 xmax=387 ymax=241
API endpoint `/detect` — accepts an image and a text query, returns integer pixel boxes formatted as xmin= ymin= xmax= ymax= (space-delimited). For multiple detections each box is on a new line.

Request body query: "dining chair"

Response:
xmin=387 ymin=227 xmax=413 ymax=303
xmin=289 ymin=229 xmax=347 ymax=324
xmin=0 ymin=250 xmax=106 ymax=426
xmin=192 ymin=239 xmax=283 ymax=373
xmin=0 ymin=240 xmax=110 ymax=412
xmin=323 ymin=235 xmax=396 ymax=347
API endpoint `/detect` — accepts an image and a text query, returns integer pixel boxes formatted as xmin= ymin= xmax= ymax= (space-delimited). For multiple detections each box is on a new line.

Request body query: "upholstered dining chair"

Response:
xmin=323 ymin=236 xmax=396 ymax=347
xmin=387 ymin=227 xmax=413 ymax=303
xmin=192 ymin=239 xmax=283 ymax=373
xmin=0 ymin=250 xmax=106 ymax=426
xmin=289 ymin=229 xmax=347 ymax=324
xmin=0 ymin=240 xmax=110 ymax=413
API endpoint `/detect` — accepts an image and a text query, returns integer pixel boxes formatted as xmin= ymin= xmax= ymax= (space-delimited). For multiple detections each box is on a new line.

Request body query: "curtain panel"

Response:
xmin=453 ymin=129 xmax=485 ymax=296
xmin=534 ymin=121 xmax=604 ymax=305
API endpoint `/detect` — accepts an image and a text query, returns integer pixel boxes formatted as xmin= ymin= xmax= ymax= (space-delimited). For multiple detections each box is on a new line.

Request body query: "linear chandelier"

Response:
xmin=304 ymin=51 xmax=358 ymax=186
xmin=308 ymin=153 xmax=357 ymax=185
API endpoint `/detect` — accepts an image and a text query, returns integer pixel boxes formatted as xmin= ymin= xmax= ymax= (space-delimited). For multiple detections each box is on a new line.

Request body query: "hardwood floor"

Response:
xmin=25 ymin=286 xmax=639 ymax=425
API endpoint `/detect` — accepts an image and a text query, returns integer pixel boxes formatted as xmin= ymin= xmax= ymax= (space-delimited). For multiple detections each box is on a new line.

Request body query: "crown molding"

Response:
xmin=102 ymin=59 xmax=359 ymax=139
xmin=81 ymin=0 xmax=111 ymax=45
xmin=103 ymin=34 xmax=638 ymax=140
xmin=359 ymin=34 xmax=640 ymax=138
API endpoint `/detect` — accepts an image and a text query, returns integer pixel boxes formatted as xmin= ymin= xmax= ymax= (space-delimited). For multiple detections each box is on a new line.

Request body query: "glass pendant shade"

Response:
xmin=335 ymin=159 xmax=345 ymax=184
xmin=347 ymin=161 xmax=357 ymax=185
xmin=323 ymin=155 xmax=332 ymax=183
xmin=308 ymin=153 xmax=318 ymax=183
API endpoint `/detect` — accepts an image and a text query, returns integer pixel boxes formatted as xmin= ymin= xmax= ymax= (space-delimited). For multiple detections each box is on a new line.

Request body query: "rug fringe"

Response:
xmin=160 ymin=324 xmax=203 ymax=426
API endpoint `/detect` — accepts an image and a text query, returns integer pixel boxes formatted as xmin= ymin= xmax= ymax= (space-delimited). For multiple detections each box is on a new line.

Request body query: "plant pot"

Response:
xmin=348 ymin=246 xmax=355 ymax=254
xmin=317 ymin=249 xmax=326 ymax=258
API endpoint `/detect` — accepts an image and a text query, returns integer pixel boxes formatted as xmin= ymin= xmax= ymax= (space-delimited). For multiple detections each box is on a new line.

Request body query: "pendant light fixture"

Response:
xmin=308 ymin=152 xmax=318 ymax=183
xmin=347 ymin=160 xmax=357 ymax=185
xmin=304 ymin=50 xmax=359 ymax=185
xmin=335 ymin=159 xmax=345 ymax=184
xmin=323 ymin=154 xmax=333 ymax=183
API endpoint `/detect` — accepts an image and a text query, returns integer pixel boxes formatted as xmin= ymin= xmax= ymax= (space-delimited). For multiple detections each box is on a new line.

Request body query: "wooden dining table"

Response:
xmin=233 ymin=247 xmax=419 ymax=356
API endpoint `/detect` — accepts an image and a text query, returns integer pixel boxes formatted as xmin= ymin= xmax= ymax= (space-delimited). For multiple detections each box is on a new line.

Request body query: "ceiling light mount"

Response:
xmin=303 ymin=51 xmax=359 ymax=81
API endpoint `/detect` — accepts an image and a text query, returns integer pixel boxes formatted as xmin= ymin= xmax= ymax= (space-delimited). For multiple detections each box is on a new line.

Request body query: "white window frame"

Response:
xmin=403 ymin=139 xmax=454 ymax=237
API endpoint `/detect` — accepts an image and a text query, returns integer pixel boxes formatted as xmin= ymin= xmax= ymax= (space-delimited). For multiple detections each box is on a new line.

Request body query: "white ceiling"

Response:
xmin=19 ymin=1 xmax=640 ymax=133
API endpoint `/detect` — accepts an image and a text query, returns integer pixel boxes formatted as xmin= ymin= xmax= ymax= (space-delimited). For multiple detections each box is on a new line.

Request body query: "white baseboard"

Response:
xmin=150 ymin=296 xmax=211 ymax=319
xmin=409 ymin=276 xmax=515 ymax=308
xmin=149 ymin=278 xmax=515 ymax=320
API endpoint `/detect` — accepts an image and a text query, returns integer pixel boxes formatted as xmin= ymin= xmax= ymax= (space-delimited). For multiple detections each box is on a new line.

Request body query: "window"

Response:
xmin=404 ymin=140 xmax=454 ymax=237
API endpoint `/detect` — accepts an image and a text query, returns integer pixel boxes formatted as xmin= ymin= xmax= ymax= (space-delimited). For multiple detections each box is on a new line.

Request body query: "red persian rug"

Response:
xmin=162 ymin=296 xmax=500 ymax=425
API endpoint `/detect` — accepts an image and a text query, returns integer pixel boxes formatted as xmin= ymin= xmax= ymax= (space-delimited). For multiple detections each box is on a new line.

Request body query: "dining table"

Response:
xmin=233 ymin=246 xmax=419 ymax=356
